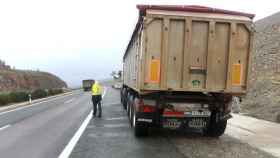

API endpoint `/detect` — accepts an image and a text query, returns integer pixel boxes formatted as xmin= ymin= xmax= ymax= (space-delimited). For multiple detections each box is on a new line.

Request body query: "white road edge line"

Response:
xmin=0 ymin=92 xmax=77 ymax=116
xmin=102 ymin=87 xmax=107 ymax=99
xmin=58 ymin=110 xmax=92 ymax=158
xmin=58 ymin=87 xmax=107 ymax=158
xmin=0 ymin=124 xmax=11 ymax=131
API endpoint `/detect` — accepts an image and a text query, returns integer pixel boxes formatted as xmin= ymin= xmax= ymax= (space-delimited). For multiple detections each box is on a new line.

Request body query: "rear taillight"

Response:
xmin=136 ymin=98 xmax=156 ymax=113
xmin=142 ymin=105 xmax=155 ymax=112
xmin=163 ymin=111 xmax=184 ymax=117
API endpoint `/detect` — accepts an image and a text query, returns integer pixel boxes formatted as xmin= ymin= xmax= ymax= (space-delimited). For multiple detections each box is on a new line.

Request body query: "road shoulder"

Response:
xmin=227 ymin=114 xmax=280 ymax=157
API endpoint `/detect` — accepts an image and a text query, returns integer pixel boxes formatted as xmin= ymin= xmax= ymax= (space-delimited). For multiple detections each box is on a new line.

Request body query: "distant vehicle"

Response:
xmin=112 ymin=82 xmax=122 ymax=89
xmin=121 ymin=5 xmax=254 ymax=137
xmin=82 ymin=79 xmax=94 ymax=91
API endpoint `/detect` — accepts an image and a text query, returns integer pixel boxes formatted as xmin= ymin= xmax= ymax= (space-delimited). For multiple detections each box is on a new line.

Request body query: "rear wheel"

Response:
xmin=120 ymin=88 xmax=123 ymax=104
xmin=126 ymin=93 xmax=131 ymax=115
xmin=122 ymin=89 xmax=127 ymax=110
xmin=205 ymin=112 xmax=227 ymax=137
xmin=129 ymin=99 xmax=133 ymax=126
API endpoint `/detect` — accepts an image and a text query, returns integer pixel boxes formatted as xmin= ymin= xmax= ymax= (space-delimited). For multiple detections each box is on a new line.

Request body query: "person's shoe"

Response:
xmin=98 ymin=115 xmax=102 ymax=118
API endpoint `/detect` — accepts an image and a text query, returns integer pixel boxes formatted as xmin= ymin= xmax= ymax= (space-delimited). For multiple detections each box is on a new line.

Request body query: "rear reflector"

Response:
xmin=232 ymin=63 xmax=242 ymax=86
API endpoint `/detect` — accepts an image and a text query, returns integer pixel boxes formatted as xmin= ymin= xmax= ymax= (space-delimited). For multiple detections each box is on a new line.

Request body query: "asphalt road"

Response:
xmin=70 ymin=87 xmax=276 ymax=158
xmin=0 ymin=90 xmax=92 ymax=158
xmin=0 ymin=87 xmax=277 ymax=158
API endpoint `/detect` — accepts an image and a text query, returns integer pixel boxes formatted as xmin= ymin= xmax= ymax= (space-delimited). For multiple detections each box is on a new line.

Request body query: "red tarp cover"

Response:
xmin=137 ymin=5 xmax=255 ymax=19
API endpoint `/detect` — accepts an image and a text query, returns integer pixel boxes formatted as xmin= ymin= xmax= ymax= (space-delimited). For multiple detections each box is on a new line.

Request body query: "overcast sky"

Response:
xmin=0 ymin=0 xmax=279 ymax=87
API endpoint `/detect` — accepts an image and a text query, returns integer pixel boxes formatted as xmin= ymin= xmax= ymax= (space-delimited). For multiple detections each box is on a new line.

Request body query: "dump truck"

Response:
xmin=121 ymin=5 xmax=255 ymax=137
xmin=82 ymin=79 xmax=94 ymax=91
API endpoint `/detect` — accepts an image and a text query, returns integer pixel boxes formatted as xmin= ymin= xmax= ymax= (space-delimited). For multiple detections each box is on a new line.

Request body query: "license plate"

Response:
xmin=192 ymin=110 xmax=211 ymax=116
xmin=188 ymin=118 xmax=207 ymax=129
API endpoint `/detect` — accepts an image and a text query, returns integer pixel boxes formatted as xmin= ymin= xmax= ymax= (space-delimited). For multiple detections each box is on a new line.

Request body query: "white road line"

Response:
xmin=0 ymin=124 xmax=11 ymax=131
xmin=64 ymin=98 xmax=74 ymax=104
xmin=102 ymin=87 xmax=107 ymax=98
xmin=0 ymin=93 xmax=76 ymax=116
xmin=58 ymin=87 xmax=107 ymax=158
xmin=58 ymin=110 xmax=92 ymax=158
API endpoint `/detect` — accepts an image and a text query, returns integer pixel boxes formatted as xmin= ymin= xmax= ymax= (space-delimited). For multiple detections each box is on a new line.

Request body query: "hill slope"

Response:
xmin=0 ymin=69 xmax=67 ymax=92
xmin=241 ymin=12 xmax=280 ymax=122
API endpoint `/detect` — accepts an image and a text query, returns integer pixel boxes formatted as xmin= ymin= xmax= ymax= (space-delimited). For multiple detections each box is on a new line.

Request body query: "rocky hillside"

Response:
xmin=241 ymin=12 xmax=280 ymax=122
xmin=0 ymin=62 xmax=67 ymax=92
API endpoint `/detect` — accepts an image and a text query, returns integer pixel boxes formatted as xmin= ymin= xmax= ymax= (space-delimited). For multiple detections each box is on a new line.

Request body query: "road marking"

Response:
xmin=64 ymin=98 xmax=74 ymax=104
xmin=58 ymin=87 xmax=107 ymax=158
xmin=0 ymin=92 xmax=76 ymax=116
xmin=0 ymin=124 xmax=11 ymax=131
xmin=58 ymin=110 xmax=92 ymax=158
xmin=102 ymin=87 xmax=107 ymax=98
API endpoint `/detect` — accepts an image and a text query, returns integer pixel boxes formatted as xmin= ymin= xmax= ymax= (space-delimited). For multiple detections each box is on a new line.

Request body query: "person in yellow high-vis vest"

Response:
xmin=91 ymin=80 xmax=103 ymax=117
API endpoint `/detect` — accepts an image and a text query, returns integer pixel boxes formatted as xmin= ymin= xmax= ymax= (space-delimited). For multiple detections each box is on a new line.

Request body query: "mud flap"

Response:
xmin=219 ymin=113 xmax=232 ymax=121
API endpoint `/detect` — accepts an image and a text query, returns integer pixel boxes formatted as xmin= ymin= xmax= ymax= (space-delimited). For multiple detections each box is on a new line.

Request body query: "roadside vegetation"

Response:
xmin=0 ymin=88 xmax=64 ymax=106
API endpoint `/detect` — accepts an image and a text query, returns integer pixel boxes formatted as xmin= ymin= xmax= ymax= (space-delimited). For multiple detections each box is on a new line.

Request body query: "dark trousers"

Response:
xmin=92 ymin=95 xmax=102 ymax=117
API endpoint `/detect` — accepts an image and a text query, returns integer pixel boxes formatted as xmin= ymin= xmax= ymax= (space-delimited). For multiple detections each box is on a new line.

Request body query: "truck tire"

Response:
xmin=129 ymin=99 xmax=134 ymax=126
xmin=205 ymin=113 xmax=227 ymax=137
xmin=129 ymin=100 xmax=133 ymax=126
xmin=120 ymin=88 xmax=123 ymax=104
xmin=127 ymin=93 xmax=133 ymax=116
xmin=122 ymin=89 xmax=127 ymax=110
xmin=132 ymin=106 xmax=149 ymax=137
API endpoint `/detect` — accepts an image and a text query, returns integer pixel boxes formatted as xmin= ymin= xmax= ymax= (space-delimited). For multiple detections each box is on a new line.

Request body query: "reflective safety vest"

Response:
xmin=92 ymin=83 xmax=102 ymax=96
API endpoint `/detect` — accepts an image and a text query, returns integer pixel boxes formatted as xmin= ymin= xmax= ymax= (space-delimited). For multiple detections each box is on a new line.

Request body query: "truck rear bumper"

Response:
xmin=136 ymin=111 xmax=212 ymax=131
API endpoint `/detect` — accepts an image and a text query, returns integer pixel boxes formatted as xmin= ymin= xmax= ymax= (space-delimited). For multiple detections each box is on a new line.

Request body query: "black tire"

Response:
xmin=122 ymin=89 xmax=127 ymax=110
xmin=205 ymin=113 xmax=227 ymax=137
xmin=127 ymin=93 xmax=132 ymax=116
xmin=120 ymin=88 xmax=123 ymax=104
xmin=129 ymin=99 xmax=133 ymax=126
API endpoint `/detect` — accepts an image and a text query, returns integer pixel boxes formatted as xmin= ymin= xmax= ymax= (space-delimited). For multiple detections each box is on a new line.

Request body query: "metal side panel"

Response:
xmin=166 ymin=19 xmax=185 ymax=89
xmin=143 ymin=19 xmax=163 ymax=90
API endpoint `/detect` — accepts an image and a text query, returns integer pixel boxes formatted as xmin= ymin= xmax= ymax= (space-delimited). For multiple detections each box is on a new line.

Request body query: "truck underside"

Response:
xmin=121 ymin=85 xmax=232 ymax=137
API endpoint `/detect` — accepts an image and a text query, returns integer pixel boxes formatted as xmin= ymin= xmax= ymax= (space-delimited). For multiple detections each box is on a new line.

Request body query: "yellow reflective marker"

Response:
xmin=232 ymin=63 xmax=242 ymax=85
xmin=148 ymin=59 xmax=160 ymax=83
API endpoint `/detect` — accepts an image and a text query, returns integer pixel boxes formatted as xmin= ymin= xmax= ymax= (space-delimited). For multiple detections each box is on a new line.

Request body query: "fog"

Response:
xmin=0 ymin=0 xmax=278 ymax=87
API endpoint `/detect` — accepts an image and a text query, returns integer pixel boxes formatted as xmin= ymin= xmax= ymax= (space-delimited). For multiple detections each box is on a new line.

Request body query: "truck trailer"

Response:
xmin=82 ymin=79 xmax=95 ymax=91
xmin=121 ymin=5 xmax=254 ymax=137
